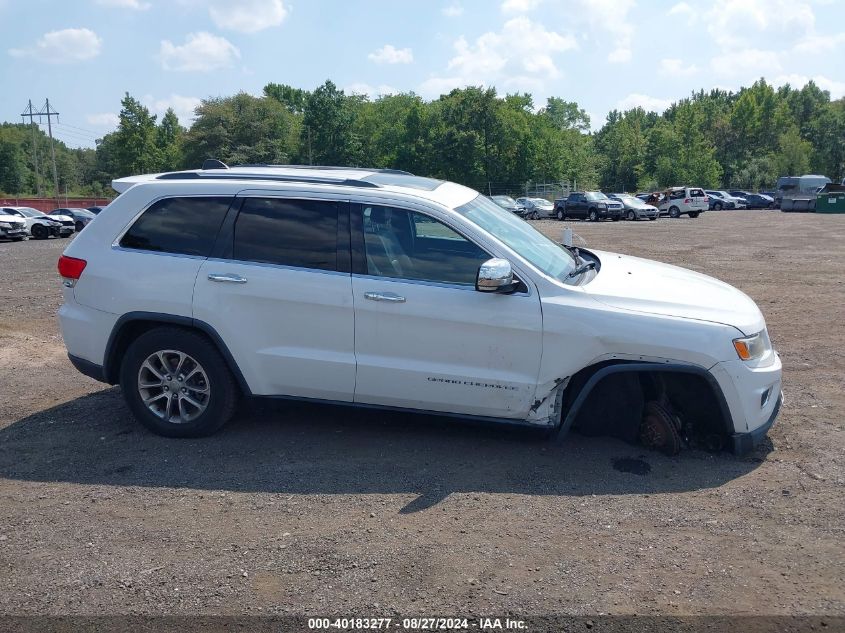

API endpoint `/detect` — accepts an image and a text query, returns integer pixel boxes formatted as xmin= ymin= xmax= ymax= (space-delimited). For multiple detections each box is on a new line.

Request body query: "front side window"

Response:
xmin=362 ymin=205 xmax=489 ymax=285
xmin=233 ymin=197 xmax=338 ymax=271
xmin=120 ymin=196 xmax=232 ymax=257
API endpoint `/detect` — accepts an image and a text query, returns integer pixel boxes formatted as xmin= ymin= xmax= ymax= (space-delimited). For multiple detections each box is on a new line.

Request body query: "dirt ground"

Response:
xmin=0 ymin=210 xmax=843 ymax=618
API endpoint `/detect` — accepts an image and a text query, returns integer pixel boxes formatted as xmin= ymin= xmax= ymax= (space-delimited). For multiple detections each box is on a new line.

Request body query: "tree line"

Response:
xmin=1 ymin=78 xmax=842 ymax=199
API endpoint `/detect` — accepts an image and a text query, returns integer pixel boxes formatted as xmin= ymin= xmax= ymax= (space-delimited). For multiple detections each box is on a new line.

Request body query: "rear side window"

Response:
xmin=233 ymin=197 xmax=338 ymax=271
xmin=689 ymin=189 xmax=705 ymax=197
xmin=120 ymin=197 xmax=232 ymax=257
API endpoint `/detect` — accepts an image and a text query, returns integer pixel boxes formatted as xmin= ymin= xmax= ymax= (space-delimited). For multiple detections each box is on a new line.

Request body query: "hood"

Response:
xmin=0 ymin=214 xmax=23 ymax=223
xmin=583 ymin=250 xmax=765 ymax=335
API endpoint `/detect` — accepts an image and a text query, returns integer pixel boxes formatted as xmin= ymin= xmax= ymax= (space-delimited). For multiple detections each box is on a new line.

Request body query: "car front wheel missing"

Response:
xmin=120 ymin=327 xmax=238 ymax=437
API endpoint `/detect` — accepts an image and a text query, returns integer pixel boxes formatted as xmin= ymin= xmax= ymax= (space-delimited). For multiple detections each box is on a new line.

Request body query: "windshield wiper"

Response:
xmin=567 ymin=261 xmax=596 ymax=278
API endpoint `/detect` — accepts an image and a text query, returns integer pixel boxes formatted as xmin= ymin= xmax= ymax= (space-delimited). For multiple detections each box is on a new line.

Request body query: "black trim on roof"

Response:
xmin=155 ymin=172 xmax=380 ymax=188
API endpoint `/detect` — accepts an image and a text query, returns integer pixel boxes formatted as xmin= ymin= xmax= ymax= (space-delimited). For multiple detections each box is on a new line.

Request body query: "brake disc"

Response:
xmin=640 ymin=401 xmax=682 ymax=455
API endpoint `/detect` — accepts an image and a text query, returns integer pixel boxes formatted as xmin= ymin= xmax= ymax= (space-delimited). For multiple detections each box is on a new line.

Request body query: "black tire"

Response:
xmin=556 ymin=208 xmax=564 ymax=221
xmin=689 ymin=211 xmax=700 ymax=218
xmin=713 ymin=202 xmax=723 ymax=211
xmin=531 ymin=211 xmax=539 ymax=220
xmin=588 ymin=209 xmax=598 ymax=222
xmin=627 ymin=210 xmax=636 ymax=221
xmin=60 ymin=233 xmax=70 ymax=238
xmin=120 ymin=327 xmax=239 ymax=438
xmin=669 ymin=206 xmax=681 ymax=218
xmin=32 ymin=224 xmax=48 ymax=239
xmin=74 ymin=221 xmax=84 ymax=232
xmin=11 ymin=237 xmax=25 ymax=242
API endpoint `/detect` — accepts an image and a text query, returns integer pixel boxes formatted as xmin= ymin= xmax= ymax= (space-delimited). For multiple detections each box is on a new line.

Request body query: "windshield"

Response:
xmin=532 ymin=198 xmax=551 ymax=205
xmin=18 ymin=208 xmax=42 ymax=217
xmin=585 ymin=192 xmax=608 ymax=201
xmin=454 ymin=195 xmax=576 ymax=282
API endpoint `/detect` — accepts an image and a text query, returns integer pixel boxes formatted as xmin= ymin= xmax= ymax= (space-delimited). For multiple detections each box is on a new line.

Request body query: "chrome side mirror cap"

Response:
xmin=476 ymin=258 xmax=514 ymax=293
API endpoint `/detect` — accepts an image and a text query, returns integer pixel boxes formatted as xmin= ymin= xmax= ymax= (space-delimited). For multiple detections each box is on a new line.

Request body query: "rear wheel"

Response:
xmin=627 ymin=210 xmax=636 ymax=221
xmin=120 ymin=327 xmax=239 ymax=437
xmin=32 ymin=224 xmax=48 ymax=239
xmin=589 ymin=209 xmax=598 ymax=222
xmin=669 ymin=206 xmax=681 ymax=218
xmin=713 ymin=202 xmax=723 ymax=211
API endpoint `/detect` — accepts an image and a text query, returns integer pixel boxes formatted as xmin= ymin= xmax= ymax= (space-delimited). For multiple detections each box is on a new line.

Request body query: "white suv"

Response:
xmin=658 ymin=186 xmax=709 ymax=218
xmin=58 ymin=163 xmax=781 ymax=454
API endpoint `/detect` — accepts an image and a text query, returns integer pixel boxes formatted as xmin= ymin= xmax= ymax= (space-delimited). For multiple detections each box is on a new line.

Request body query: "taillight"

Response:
xmin=58 ymin=255 xmax=87 ymax=285
xmin=684 ymin=198 xmax=691 ymax=203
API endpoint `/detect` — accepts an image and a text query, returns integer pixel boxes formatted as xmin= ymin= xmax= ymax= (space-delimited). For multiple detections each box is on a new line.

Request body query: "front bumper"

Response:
xmin=710 ymin=352 xmax=783 ymax=453
xmin=0 ymin=227 xmax=27 ymax=239
xmin=731 ymin=391 xmax=782 ymax=454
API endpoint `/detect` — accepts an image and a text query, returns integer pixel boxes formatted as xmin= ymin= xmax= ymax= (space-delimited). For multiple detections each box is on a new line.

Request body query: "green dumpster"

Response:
xmin=817 ymin=184 xmax=845 ymax=213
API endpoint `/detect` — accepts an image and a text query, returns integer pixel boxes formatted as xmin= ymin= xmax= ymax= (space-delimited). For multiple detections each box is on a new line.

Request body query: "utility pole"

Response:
xmin=37 ymin=99 xmax=61 ymax=204
xmin=20 ymin=100 xmax=43 ymax=197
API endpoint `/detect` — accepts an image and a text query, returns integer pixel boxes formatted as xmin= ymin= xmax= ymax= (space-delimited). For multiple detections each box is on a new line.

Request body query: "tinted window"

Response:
xmin=363 ymin=205 xmax=489 ymax=285
xmin=690 ymin=189 xmax=705 ymax=197
xmin=233 ymin=197 xmax=338 ymax=270
xmin=120 ymin=196 xmax=232 ymax=257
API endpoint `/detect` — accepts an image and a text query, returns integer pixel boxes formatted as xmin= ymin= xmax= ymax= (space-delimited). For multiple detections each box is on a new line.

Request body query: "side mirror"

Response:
xmin=476 ymin=258 xmax=514 ymax=293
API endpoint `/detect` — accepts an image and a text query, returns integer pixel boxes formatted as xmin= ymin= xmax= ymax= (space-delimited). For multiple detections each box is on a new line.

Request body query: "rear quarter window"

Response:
xmin=690 ymin=189 xmax=705 ymax=197
xmin=120 ymin=196 xmax=232 ymax=257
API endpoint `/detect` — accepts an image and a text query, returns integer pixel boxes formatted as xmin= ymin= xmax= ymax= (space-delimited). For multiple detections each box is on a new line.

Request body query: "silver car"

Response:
xmin=515 ymin=197 xmax=555 ymax=220
xmin=608 ymin=193 xmax=659 ymax=220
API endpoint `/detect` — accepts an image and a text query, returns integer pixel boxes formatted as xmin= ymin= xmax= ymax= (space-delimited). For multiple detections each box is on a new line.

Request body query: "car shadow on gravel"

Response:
xmin=0 ymin=388 xmax=769 ymax=513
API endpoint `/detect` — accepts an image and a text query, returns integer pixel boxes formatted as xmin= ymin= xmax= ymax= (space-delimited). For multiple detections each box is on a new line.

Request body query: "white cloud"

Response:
xmin=705 ymin=0 xmax=815 ymax=48
xmin=8 ymin=28 xmax=102 ymax=63
xmin=660 ymin=58 xmax=698 ymax=77
xmin=575 ymin=0 xmax=636 ymax=64
xmin=344 ymin=83 xmax=399 ymax=99
xmin=95 ymin=0 xmax=150 ymax=9
xmin=501 ymin=0 xmax=541 ymax=12
xmin=442 ymin=3 xmax=464 ymax=17
xmin=616 ymin=93 xmax=674 ymax=113
xmin=773 ymin=74 xmax=845 ymax=99
xmin=86 ymin=112 xmax=120 ymax=128
xmin=209 ymin=0 xmax=287 ymax=33
xmin=368 ymin=44 xmax=413 ymax=65
xmin=668 ymin=2 xmax=694 ymax=18
xmin=710 ymin=48 xmax=781 ymax=77
xmin=159 ymin=32 xmax=240 ymax=72
xmin=419 ymin=17 xmax=577 ymax=98
xmin=792 ymin=31 xmax=845 ymax=55
xmin=607 ymin=47 xmax=631 ymax=63
xmin=142 ymin=94 xmax=202 ymax=125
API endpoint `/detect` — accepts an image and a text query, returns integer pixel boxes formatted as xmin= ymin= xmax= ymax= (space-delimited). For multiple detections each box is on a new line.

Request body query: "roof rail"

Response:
xmin=202 ymin=159 xmax=229 ymax=170
xmin=155 ymin=171 xmax=380 ymax=188
xmin=233 ymin=163 xmax=414 ymax=175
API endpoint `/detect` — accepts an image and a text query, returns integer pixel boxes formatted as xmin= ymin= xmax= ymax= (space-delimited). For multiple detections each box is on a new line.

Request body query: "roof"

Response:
xmin=111 ymin=162 xmax=479 ymax=209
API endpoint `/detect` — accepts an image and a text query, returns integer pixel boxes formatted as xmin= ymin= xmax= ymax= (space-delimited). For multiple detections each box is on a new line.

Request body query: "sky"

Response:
xmin=2 ymin=0 xmax=844 ymax=149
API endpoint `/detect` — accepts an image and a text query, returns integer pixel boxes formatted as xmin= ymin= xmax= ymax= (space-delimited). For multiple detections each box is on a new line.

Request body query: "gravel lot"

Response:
xmin=0 ymin=210 xmax=843 ymax=618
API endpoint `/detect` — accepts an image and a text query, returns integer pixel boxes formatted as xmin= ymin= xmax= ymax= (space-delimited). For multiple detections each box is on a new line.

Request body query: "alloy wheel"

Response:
xmin=137 ymin=350 xmax=210 ymax=424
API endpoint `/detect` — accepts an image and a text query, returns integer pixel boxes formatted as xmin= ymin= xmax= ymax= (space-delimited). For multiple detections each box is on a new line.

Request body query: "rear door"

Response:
xmin=689 ymin=188 xmax=708 ymax=211
xmin=192 ymin=193 xmax=356 ymax=401
xmin=350 ymin=202 xmax=543 ymax=419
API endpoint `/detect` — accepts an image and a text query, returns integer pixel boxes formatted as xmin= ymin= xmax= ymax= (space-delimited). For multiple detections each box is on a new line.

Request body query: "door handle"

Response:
xmin=208 ymin=273 xmax=247 ymax=284
xmin=364 ymin=291 xmax=406 ymax=303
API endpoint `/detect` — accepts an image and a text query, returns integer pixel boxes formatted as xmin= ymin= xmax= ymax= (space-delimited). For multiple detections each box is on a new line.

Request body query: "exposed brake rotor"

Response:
xmin=640 ymin=401 xmax=683 ymax=455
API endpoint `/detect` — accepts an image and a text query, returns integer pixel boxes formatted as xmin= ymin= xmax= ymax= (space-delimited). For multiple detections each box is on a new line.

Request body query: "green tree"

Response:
xmin=0 ymin=139 xmax=25 ymax=194
xmin=156 ymin=108 xmax=185 ymax=171
xmin=301 ymin=80 xmax=362 ymax=165
xmin=112 ymin=93 xmax=161 ymax=176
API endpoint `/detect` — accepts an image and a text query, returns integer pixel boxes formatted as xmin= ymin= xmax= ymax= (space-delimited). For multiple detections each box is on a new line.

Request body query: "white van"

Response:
xmin=57 ymin=163 xmax=781 ymax=455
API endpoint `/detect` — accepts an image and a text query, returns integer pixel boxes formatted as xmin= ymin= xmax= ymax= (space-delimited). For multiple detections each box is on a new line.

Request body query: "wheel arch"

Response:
xmin=556 ymin=360 xmax=733 ymax=441
xmin=103 ymin=312 xmax=251 ymax=396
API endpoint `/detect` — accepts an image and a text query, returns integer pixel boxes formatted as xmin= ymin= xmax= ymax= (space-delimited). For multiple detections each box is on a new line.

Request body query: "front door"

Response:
xmin=351 ymin=203 xmax=543 ymax=419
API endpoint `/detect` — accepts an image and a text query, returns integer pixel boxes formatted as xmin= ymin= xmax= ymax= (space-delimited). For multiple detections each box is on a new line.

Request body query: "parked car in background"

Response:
xmin=728 ymin=191 xmax=774 ymax=209
xmin=50 ymin=208 xmax=95 ymax=232
xmin=658 ymin=187 xmax=708 ymax=218
xmin=0 ymin=206 xmax=72 ymax=239
xmin=87 ymin=206 xmax=106 ymax=215
xmin=607 ymin=193 xmax=659 ymax=220
xmin=489 ymin=195 xmax=522 ymax=215
xmin=516 ymin=197 xmax=555 ymax=220
xmin=705 ymin=190 xmax=746 ymax=210
xmin=0 ymin=209 xmax=28 ymax=241
xmin=57 ymin=162 xmax=781 ymax=455
xmin=554 ymin=191 xmax=624 ymax=221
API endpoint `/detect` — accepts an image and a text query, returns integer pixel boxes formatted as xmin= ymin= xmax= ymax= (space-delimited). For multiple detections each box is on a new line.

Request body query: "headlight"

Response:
xmin=0 ymin=222 xmax=11 ymax=228
xmin=733 ymin=330 xmax=771 ymax=361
